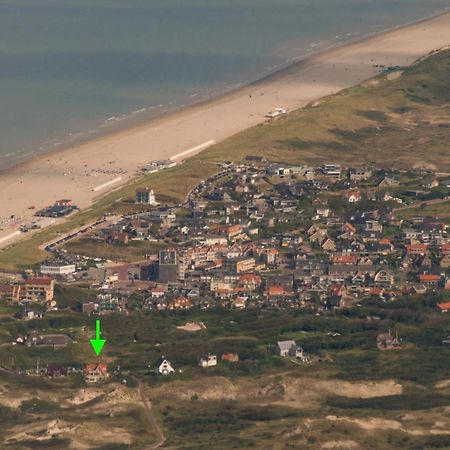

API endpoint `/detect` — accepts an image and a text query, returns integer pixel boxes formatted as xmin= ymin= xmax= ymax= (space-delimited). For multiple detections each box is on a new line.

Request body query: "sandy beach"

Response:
xmin=1 ymin=11 xmax=450 ymax=245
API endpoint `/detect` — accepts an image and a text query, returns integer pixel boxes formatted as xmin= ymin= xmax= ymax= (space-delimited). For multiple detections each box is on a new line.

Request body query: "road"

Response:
xmin=136 ymin=378 xmax=166 ymax=449
xmin=394 ymin=197 xmax=450 ymax=212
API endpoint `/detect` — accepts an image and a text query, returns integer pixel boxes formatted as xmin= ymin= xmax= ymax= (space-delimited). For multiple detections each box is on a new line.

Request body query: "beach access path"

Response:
xmin=0 ymin=12 xmax=450 ymax=242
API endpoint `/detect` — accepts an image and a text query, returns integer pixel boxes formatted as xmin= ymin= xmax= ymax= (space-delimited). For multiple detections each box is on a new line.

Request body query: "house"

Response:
xmin=441 ymin=244 xmax=450 ymax=256
xmin=321 ymin=238 xmax=337 ymax=252
xmin=135 ymin=187 xmax=156 ymax=205
xmin=15 ymin=309 xmax=44 ymax=321
xmin=323 ymin=164 xmax=341 ymax=177
xmin=376 ymin=331 xmax=401 ymax=350
xmin=231 ymin=297 xmax=246 ymax=309
xmin=156 ymin=356 xmax=175 ymax=375
xmin=106 ymin=231 xmax=129 ymax=245
xmin=24 ymin=332 xmax=72 ymax=348
xmin=377 ymin=238 xmax=394 ymax=254
xmin=0 ymin=284 xmax=21 ymax=302
xmin=81 ymin=301 xmax=97 ymax=315
xmin=349 ymin=168 xmax=372 ymax=182
xmin=406 ymin=244 xmax=428 ymax=256
xmin=262 ymin=248 xmax=279 ymax=265
xmin=84 ymin=363 xmax=109 ymax=383
xmin=437 ymin=302 xmax=450 ymax=313
xmin=47 ymin=365 xmax=68 ymax=378
xmin=374 ymin=269 xmax=394 ymax=287
xmin=221 ymin=353 xmax=239 ymax=362
xmin=419 ymin=274 xmax=441 ymax=285
xmin=439 ymin=255 xmax=450 ymax=269
xmin=346 ymin=190 xmax=361 ymax=203
xmin=199 ymin=354 xmax=217 ymax=368
xmin=377 ymin=177 xmax=400 ymax=188
xmin=275 ymin=340 xmax=304 ymax=358
xmin=168 ymin=295 xmax=192 ymax=310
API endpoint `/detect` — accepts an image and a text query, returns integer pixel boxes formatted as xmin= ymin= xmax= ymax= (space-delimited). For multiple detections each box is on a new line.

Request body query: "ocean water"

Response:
xmin=0 ymin=0 xmax=449 ymax=169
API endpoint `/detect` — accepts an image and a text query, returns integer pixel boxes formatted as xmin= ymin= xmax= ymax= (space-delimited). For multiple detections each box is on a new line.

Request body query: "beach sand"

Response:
xmin=0 ymin=12 xmax=450 ymax=245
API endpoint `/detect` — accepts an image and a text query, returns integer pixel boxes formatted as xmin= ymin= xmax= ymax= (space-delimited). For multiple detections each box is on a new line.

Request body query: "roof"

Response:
xmin=437 ymin=302 xmax=450 ymax=311
xmin=331 ymin=255 xmax=358 ymax=265
xmin=24 ymin=277 xmax=53 ymax=286
xmin=266 ymin=286 xmax=285 ymax=296
xmin=277 ymin=340 xmax=296 ymax=351
xmin=419 ymin=274 xmax=440 ymax=282
xmin=84 ymin=363 xmax=108 ymax=376
xmin=406 ymin=244 xmax=428 ymax=251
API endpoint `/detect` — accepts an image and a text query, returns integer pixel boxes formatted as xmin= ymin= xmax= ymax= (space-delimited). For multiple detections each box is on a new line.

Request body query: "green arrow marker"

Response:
xmin=90 ymin=319 xmax=106 ymax=356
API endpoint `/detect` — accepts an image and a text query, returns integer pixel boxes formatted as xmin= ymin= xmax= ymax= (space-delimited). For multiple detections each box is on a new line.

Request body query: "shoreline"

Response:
xmin=3 ymin=7 xmax=449 ymax=177
xmin=0 ymin=10 xmax=450 ymax=246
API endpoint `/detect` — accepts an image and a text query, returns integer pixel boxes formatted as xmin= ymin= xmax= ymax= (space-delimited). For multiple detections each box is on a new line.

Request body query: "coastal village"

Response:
xmin=0 ymin=5 xmax=450 ymax=449
xmin=1 ymin=158 xmax=450 ymax=383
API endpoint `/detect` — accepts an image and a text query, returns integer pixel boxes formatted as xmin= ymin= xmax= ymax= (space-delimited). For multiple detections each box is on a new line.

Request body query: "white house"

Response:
xmin=136 ymin=187 xmax=156 ymax=205
xmin=198 ymin=354 xmax=217 ymax=368
xmin=156 ymin=357 xmax=175 ymax=375
xmin=275 ymin=340 xmax=304 ymax=358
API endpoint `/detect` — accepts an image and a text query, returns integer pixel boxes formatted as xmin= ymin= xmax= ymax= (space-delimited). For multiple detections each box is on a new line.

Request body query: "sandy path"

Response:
xmin=137 ymin=378 xmax=166 ymax=449
xmin=0 ymin=12 xmax=450 ymax=244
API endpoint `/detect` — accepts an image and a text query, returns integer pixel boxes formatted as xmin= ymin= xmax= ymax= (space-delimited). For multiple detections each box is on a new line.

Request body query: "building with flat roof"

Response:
xmin=40 ymin=262 xmax=76 ymax=276
xmin=158 ymin=249 xmax=178 ymax=283
xmin=24 ymin=278 xmax=54 ymax=302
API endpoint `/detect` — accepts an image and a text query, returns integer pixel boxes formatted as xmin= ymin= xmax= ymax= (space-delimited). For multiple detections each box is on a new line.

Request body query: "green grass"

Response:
xmin=62 ymin=237 xmax=166 ymax=262
xmin=397 ymin=200 xmax=450 ymax=222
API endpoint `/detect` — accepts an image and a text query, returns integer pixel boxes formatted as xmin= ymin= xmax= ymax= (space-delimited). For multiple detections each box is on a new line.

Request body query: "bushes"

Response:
xmin=327 ymin=392 xmax=450 ymax=411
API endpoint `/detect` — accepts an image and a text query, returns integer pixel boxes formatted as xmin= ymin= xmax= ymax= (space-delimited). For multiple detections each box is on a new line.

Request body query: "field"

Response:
xmin=396 ymin=199 xmax=450 ymax=223
xmin=1 ymin=49 xmax=450 ymax=271
xmin=0 ymin=293 xmax=449 ymax=449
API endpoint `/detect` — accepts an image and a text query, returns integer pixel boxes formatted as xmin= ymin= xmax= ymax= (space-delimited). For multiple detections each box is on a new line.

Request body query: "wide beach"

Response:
xmin=1 ymin=11 xmax=450 ymax=245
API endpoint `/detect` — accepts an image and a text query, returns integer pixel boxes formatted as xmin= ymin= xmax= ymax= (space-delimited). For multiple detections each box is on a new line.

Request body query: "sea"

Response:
xmin=0 ymin=0 xmax=449 ymax=170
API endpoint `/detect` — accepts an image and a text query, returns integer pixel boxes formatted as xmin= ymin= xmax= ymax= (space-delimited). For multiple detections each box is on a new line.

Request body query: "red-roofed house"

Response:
xmin=232 ymin=297 xmax=247 ymax=309
xmin=441 ymin=244 xmax=450 ymax=256
xmin=342 ymin=223 xmax=357 ymax=234
xmin=331 ymin=255 xmax=359 ymax=265
xmin=419 ymin=274 xmax=441 ymax=284
xmin=406 ymin=244 xmax=428 ymax=256
xmin=168 ymin=295 xmax=192 ymax=310
xmin=346 ymin=190 xmax=361 ymax=203
xmin=437 ymin=302 xmax=450 ymax=313
xmin=84 ymin=363 xmax=109 ymax=383
xmin=262 ymin=248 xmax=279 ymax=265
xmin=265 ymin=286 xmax=292 ymax=298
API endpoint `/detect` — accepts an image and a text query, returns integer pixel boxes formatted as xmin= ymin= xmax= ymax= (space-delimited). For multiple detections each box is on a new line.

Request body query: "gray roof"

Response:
xmin=277 ymin=340 xmax=296 ymax=351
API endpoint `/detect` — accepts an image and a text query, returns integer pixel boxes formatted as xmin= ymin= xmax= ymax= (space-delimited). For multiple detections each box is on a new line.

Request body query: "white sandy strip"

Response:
xmin=0 ymin=231 xmax=21 ymax=245
xmin=171 ymin=140 xmax=215 ymax=161
xmin=92 ymin=177 xmax=122 ymax=192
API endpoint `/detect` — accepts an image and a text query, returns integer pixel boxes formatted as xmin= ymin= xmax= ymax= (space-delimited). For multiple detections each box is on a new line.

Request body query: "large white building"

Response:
xmin=40 ymin=263 xmax=76 ymax=276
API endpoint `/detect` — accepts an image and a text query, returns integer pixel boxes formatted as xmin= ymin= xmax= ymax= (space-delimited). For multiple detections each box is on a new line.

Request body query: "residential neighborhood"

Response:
xmin=0 ymin=161 xmax=449 ymax=386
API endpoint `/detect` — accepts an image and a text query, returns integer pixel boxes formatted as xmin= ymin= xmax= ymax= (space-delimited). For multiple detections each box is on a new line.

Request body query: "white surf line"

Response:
xmin=170 ymin=140 xmax=215 ymax=161
xmin=0 ymin=231 xmax=22 ymax=245
xmin=92 ymin=176 xmax=122 ymax=192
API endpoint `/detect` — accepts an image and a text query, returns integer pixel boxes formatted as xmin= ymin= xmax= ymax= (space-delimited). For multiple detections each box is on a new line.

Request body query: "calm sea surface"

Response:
xmin=0 ymin=0 xmax=449 ymax=169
